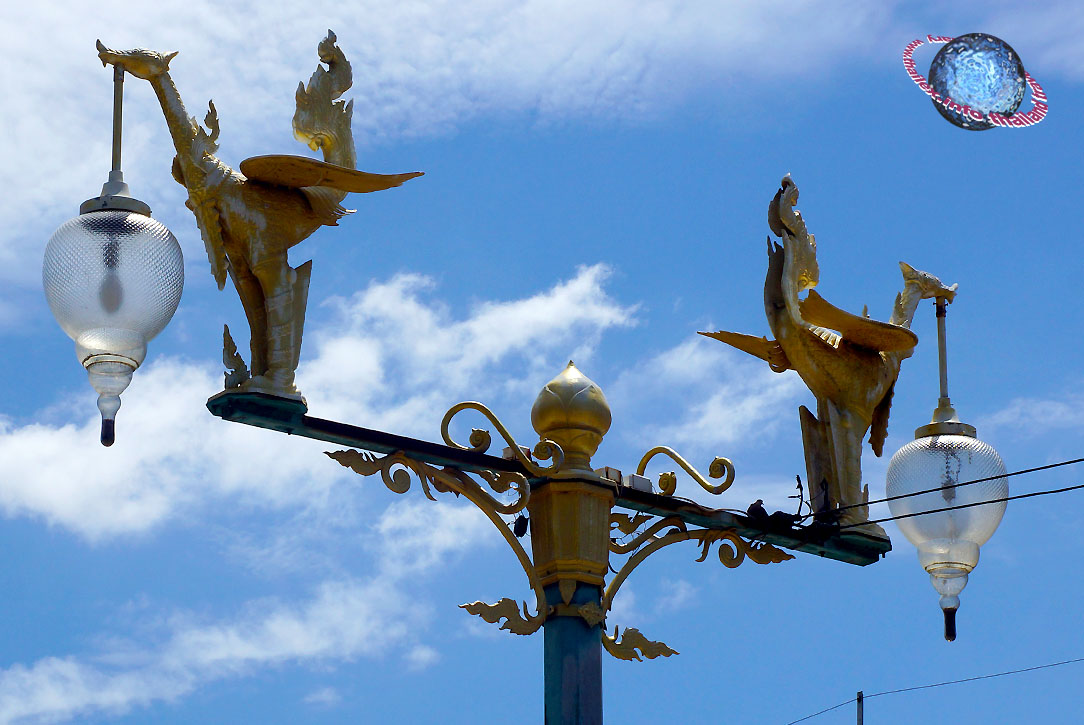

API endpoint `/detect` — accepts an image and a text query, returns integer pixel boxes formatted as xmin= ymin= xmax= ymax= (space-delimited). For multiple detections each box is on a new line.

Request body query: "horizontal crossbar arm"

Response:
xmin=613 ymin=486 xmax=890 ymax=566
xmin=207 ymin=391 xmax=525 ymax=475
xmin=207 ymin=390 xmax=889 ymax=566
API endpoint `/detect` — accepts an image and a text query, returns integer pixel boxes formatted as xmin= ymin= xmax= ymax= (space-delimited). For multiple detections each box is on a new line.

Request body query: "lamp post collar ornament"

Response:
xmin=323 ymin=359 xmax=795 ymax=668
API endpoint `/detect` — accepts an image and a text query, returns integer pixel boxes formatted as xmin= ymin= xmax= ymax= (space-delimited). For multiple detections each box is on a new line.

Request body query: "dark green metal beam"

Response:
xmin=207 ymin=390 xmax=890 ymax=566
xmin=613 ymin=486 xmax=890 ymax=566
xmin=207 ymin=390 xmax=523 ymax=475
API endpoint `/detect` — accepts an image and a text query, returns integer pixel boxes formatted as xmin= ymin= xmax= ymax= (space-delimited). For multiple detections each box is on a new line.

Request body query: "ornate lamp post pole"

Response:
xmin=50 ymin=32 xmax=980 ymax=724
xmin=529 ymin=363 xmax=614 ymax=719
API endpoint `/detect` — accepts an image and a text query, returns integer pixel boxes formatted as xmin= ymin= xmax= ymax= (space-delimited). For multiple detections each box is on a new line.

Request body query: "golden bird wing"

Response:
xmin=239 ymin=155 xmax=423 ymax=193
xmin=799 ymin=290 xmax=918 ymax=352
xmin=698 ymin=330 xmax=792 ymax=372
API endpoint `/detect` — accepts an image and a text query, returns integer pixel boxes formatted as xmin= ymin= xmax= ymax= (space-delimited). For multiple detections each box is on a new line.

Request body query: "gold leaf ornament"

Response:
xmin=460 ymin=598 xmax=545 ymax=636
xmin=222 ymin=324 xmax=250 ymax=388
xmin=577 ymin=602 xmax=607 ymax=627
xmin=602 ymin=626 xmax=678 ymax=661
xmin=610 ymin=512 xmax=652 ymax=536
xmin=694 ymin=530 xmax=794 ymax=568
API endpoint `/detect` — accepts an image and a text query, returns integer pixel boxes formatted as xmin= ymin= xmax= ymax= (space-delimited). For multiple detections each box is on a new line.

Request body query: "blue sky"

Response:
xmin=1 ymin=1 xmax=1083 ymax=722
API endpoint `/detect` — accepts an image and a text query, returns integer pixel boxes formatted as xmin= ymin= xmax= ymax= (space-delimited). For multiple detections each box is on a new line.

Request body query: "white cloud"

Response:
xmin=0 ymin=578 xmax=414 ymax=724
xmin=943 ymin=1 xmax=1084 ymax=81
xmin=303 ymin=686 xmax=341 ymax=707
xmin=370 ymin=500 xmax=493 ymax=579
xmin=404 ymin=645 xmax=440 ymax=671
xmin=0 ymin=359 xmax=338 ymax=540
xmin=0 ymin=266 xmax=633 ymax=540
xmin=8 ymin=1 xmax=1080 ymax=311
xmin=654 ymin=578 xmax=697 ymax=613
xmin=3 ymin=0 xmax=904 ymax=296
xmin=0 ymin=491 xmax=492 ymax=723
xmin=979 ymin=389 xmax=1084 ymax=436
xmin=609 ymin=336 xmax=806 ymax=456
xmin=306 ymin=263 xmax=635 ymax=431
xmin=608 ymin=585 xmax=638 ymax=625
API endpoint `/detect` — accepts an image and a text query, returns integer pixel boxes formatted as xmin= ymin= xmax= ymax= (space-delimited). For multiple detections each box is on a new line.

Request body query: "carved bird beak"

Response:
xmin=95 ymin=39 xmax=113 ymax=67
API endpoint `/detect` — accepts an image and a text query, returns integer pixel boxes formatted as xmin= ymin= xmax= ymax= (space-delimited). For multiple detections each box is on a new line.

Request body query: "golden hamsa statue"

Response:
xmin=702 ymin=176 xmax=956 ymax=538
xmin=96 ymin=31 xmax=422 ymax=403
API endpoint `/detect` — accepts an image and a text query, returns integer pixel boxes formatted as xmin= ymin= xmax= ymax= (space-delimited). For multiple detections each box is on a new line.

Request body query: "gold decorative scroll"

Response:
xmin=603 ymin=522 xmax=792 ymax=616
xmin=600 ymin=511 xmax=792 ymax=660
xmin=609 ymin=515 xmax=686 ymax=555
xmin=602 ymin=626 xmax=678 ymax=661
xmin=440 ymin=401 xmax=564 ymax=477
xmin=635 ymin=446 xmax=735 ymax=496
xmin=694 ymin=529 xmax=795 ymax=567
xmin=328 ymin=448 xmax=548 ymax=635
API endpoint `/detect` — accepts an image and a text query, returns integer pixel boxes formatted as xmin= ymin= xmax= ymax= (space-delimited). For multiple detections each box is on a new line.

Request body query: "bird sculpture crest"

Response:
xmin=95 ymin=31 xmax=423 ymax=403
xmin=701 ymin=176 xmax=957 ymax=537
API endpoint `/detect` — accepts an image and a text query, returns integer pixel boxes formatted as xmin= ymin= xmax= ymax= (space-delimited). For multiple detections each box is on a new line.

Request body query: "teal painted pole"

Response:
xmin=543 ymin=582 xmax=603 ymax=724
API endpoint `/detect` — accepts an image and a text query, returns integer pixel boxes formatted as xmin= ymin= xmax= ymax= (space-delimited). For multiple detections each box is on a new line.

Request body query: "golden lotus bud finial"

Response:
xmin=531 ymin=361 xmax=611 ymax=475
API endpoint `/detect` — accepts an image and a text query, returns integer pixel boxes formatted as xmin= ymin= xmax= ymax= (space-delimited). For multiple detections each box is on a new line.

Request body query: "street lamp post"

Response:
xmin=49 ymin=32 xmax=990 ymax=724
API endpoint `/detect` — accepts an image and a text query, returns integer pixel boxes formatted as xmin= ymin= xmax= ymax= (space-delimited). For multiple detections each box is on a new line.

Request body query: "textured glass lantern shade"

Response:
xmin=43 ymin=210 xmax=184 ymax=444
xmin=886 ymin=434 xmax=1007 ymax=639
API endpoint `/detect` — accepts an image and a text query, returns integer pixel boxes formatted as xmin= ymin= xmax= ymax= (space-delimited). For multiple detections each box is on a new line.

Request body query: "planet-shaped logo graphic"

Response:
xmin=901 ymin=34 xmax=1048 ymax=129
xmin=928 ymin=33 xmax=1026 ymax=131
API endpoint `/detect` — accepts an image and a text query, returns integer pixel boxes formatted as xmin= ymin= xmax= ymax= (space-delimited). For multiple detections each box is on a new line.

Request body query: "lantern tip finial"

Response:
xmin=100 ymin=418 xmax=115 ymax=447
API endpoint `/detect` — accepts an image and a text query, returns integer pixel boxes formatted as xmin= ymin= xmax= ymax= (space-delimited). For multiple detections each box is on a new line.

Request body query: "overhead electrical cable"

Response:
xmin=834 ymin=456 xmax=1084 ymax=514
xmin=780 ymin=696 xmax=856 ymax=725
xmin=782 ymin=656 xmax=1084 ymax=724
xmin=838 ymin=482 xmax=1084 ymax=530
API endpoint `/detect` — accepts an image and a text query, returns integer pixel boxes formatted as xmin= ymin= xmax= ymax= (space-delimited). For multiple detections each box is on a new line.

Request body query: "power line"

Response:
xmin=835 ymin=456 xmax=1084 ymax=514
xmin=839 ymin=482 xmax=1084 ymax=529
xmin=781 ymin=696 xmax=856 ymax=725
xmin=866 ymin=656 xmax=1084 ymax=698
xmin=782 ymin=656 xmax=1084 ymax=724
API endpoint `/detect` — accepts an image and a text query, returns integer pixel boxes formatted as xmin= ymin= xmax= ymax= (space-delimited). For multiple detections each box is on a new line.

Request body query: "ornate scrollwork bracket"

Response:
xmin=330 ymin=401 xmax=567 ymax=637
xmin=441 ymin=401 xmax=564 ymax=477
xmin=636 ymin=445 xmax=736 ymax=496
xmin=600 ymin=512 xmax=794 ymax=659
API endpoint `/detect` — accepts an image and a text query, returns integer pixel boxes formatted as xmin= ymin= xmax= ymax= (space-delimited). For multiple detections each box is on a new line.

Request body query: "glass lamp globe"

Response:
xmin=886 ymin=429 xmax=1007 ymax=640
xmin=43 ymin=209 xmax=183 ymax=445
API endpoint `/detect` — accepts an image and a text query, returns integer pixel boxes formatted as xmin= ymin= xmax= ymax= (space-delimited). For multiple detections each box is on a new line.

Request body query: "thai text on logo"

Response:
xmin=902 ymin=35 xmax=1048 ymax=127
